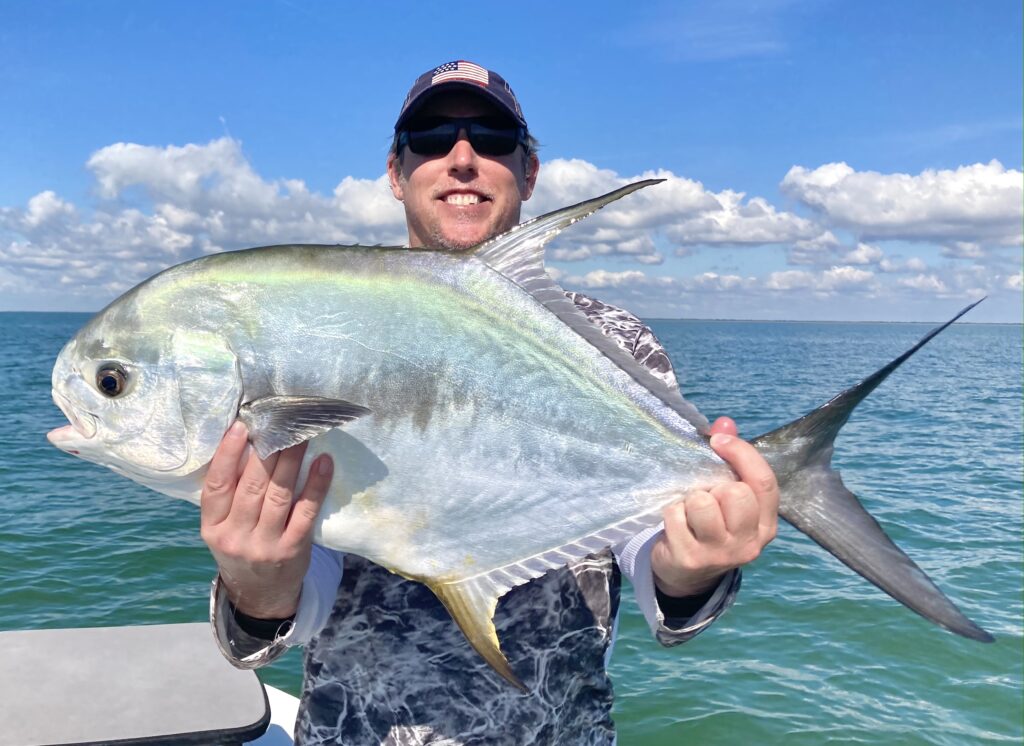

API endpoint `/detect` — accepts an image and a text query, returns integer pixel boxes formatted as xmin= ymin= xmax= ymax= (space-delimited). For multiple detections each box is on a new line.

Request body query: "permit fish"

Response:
xmin=47 ymin=181 xmax=993 ymax=689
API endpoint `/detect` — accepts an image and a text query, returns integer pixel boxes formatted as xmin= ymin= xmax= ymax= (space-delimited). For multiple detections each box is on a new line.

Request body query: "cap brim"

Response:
xmin=395 ymin=81 xmax=527 ymax=130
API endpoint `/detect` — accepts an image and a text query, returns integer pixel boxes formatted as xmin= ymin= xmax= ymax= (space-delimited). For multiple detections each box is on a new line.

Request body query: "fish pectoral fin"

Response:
xmin=429 ymin=578 xmax=525 ymax=692
xmin=238 ymin=395 xmax=371 ymax=459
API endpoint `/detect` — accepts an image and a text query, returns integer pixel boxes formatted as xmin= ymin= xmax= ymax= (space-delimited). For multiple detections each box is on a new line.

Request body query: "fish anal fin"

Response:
xmin=238 ymin=395 xmax=371 ymax=459
xmin=428 ymin=578 xmax=526 ymax=692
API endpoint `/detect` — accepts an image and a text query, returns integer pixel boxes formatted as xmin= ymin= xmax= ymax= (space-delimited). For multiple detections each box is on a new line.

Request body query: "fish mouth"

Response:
xmin=51 ymin=390 xmax=97 ymax=440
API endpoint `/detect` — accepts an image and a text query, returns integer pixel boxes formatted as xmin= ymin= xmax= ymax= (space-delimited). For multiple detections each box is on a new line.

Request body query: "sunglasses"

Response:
xmin=398 ymin=116 xmax=527 ymax=157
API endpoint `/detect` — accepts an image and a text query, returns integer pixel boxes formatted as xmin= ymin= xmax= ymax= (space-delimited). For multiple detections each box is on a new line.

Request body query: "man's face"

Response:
xmin=387 ymin=92 xmax=539 ymax=250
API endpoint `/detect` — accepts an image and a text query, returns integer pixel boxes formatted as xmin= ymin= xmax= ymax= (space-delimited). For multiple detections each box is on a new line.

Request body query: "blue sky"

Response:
xmin=1 ymin=1 xmax=1021 ymax=321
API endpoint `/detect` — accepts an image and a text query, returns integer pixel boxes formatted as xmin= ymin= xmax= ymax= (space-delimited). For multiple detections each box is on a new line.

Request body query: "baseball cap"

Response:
xmin=395 ymin=60 xmax=528 ymax=131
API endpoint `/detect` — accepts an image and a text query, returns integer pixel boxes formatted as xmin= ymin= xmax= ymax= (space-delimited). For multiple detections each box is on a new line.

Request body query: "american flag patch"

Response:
xmin=431 ymin=60 xmax=489 ymax=87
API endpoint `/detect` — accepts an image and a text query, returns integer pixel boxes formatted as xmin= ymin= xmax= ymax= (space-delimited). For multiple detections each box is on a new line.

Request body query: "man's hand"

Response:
xmin=651 ymin=416 xmax=779 ymax=599
xmin=200 ymin=422 xmax=334 ymax=619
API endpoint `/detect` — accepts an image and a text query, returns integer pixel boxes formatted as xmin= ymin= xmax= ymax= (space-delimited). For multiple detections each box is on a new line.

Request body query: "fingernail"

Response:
xmin=228 ymin=421 xmax=246 ymax=438
xmin=710 ymin=433 xmax=733 ymax=448
xmin=317 ymin=456 xmax=333 ymax=476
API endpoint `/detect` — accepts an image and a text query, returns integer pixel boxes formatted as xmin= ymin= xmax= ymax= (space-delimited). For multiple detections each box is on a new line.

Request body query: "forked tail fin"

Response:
xmin=752 ymin=299 xmax=993 ymax=642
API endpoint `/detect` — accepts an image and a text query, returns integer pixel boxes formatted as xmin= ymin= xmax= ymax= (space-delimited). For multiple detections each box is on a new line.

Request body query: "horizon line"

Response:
xmin=3 ymin=309 xmax=1019 ymax=326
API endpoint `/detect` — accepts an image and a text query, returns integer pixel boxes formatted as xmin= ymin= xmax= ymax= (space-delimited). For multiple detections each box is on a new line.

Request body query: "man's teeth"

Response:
xmin=445 ymin=193 xmax=481 ymax=206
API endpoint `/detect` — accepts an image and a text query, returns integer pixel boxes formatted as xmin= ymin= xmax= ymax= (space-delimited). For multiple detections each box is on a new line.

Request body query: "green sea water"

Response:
xmin=1 ymin=311 xmax=1021 ymax=744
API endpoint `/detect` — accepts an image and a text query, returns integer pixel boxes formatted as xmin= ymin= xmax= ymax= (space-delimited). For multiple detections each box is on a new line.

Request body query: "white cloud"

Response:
xmin=879 ymin=256 xmax=927 ymax=273
xmin=842 ymin=242 xmax=883 ymax=265
xmin=665 ymin=191 xmax=819 ymax=247
xmin=788 ymin=230 xmax=841 ymax=265
xmin=561 ymin=268 xmax=759 ymax=296
xmin=565 ymin=265 xmax=873 ymax=297
xmin=88 ymin=139 xmax=265 ymax=205
xmin=22 ymin=191 xmax=76 ymax=227
xmin=567 ymin=269 xmax=657 ymax=289
xmin=942 ymin=241 xmax=985 ymax=259
xmin=898 ymin=274 xmax=949 ymax=294
xmin=549 ymin=246 xmax=593 ymax=262
xmin=0 ymin=138 xmax=1020 ymax=321
xmin=781 ymin=160 xmax=1024 ymax=248
xmin=528 ymin=158 xmax=817 ymax=263
xmin=691 ymin=271 xmax=750 ymax=291
xmin=0 ymin=138 xmax=407 ymax=300
xmin=82 ymin=138 xmax=407 ymax=249
xmin=764 ymin=266 xmax=874 ymax=294
xmin=820 ymin=265 xmax=874 ymax=290
xmin=765 ymin=269 xmax=815 ymax=291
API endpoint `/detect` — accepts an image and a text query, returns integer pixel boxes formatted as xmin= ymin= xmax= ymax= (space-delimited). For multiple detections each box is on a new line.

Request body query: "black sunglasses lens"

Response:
xmin=468 ymin=125 xmax=518 ymax=156
xmin=406 ymin=123 xmax=458 ymax=155
xmin=404 ymin=119 xmax=521 ymax=156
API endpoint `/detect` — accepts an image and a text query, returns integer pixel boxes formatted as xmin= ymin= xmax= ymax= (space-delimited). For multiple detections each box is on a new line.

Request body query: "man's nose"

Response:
xmin=447 ymin=127 xmax=478 ymax=172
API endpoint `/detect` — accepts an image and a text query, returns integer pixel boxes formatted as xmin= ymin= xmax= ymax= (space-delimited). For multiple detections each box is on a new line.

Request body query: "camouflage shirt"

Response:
xmin=211 ymin=292 xmax=741 ymax=745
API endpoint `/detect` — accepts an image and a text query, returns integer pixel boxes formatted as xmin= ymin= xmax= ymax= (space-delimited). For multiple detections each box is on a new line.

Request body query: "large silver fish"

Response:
xmin=47 ymin=181 xmax=992 ymax=688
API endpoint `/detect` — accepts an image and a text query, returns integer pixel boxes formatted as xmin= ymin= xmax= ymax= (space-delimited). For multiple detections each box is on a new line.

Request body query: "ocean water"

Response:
xmin=1 ymin=311 xmax=1021 ymax=744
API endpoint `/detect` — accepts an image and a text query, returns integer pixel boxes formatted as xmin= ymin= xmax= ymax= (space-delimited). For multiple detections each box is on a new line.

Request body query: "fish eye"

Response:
xmin=96 ymin=363 xmax=128 ymax=397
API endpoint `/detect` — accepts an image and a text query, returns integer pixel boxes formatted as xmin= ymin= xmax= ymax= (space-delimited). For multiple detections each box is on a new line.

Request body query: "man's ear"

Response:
xmin=522 ymin=153 xmax=540 ymax=201
xmin=386 ymin=152 xmax=404 ymax=201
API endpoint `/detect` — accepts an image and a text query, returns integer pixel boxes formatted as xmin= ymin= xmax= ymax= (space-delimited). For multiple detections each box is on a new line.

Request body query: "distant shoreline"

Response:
xmin=3 ymin=310 xmax=1019 ymax=326
xmin=645 ymin=317 xmax=1023 ymax=326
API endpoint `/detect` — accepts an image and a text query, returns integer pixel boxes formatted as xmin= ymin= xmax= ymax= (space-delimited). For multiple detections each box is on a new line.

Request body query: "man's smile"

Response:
xmin=438 ymin=189 xmax=491 ymax=207
xmin=445 ymin=193 xmax=481 ymax=206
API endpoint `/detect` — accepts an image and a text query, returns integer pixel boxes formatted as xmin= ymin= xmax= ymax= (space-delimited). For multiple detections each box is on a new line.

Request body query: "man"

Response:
xmin=203 ymin=61 xmax=779 ymax=744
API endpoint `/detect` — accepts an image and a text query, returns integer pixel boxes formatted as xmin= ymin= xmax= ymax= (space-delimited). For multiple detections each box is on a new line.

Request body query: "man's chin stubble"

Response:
xmin=426 ymin=227 xmax=483 ymax=252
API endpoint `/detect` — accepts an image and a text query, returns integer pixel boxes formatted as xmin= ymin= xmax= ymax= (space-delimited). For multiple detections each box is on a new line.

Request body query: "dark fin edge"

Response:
xmin=753 ymin=299 xmax=993 ymax=642
xmin=238 ymin=395 xmax=371 ymax=459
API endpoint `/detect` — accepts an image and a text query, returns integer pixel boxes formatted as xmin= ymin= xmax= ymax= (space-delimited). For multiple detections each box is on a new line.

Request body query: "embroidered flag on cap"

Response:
xmin=431 ymin=61 xmax=489 ymax=87
xmin=395 ymin=60 xmax=528 ymax=130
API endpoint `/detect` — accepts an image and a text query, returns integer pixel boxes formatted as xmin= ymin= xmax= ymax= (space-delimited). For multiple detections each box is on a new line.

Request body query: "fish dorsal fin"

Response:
xmin=475 ymin=180 xmax=662 ymax=282
xmin=474 ymin=180 xmax=710 ymax=435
